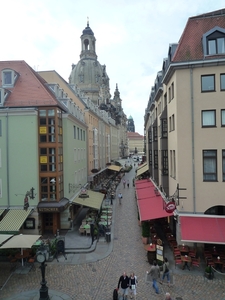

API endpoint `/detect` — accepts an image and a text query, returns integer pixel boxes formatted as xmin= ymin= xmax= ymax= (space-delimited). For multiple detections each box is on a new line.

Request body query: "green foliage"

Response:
xmin=142 ymin=221 xmax=150 ymax=237
xmin=205 ymin=265 xmax=212 ymax=273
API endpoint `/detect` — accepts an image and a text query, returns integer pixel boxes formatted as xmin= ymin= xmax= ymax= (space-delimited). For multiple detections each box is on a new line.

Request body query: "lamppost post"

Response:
xmin=39 ymin=262 xmax=49 ymax=300
xmin=36 ymin=244 xmax=50 ymax=300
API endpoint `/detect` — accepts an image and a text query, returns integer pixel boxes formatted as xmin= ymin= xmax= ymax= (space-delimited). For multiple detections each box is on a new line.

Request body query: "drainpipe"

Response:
xmin=190 ymin=68 xmax=196 ymax=213
xmin=6 ymin=112 xmax=10 ymax=207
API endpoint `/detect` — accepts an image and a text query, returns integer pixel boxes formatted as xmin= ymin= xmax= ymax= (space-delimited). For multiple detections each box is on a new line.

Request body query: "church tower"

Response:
xmin=69 ymin=20 xmax=111 ymax=106
xmin=127 ymin=115 xmax=135 ymax=132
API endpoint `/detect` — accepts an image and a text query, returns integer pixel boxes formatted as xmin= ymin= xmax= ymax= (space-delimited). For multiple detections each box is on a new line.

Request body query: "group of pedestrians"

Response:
xmin=117 ymin=272 xmax=138 ymax=300
xmin=146 ymin=258 xmax=171 ymax=298
xmin=122 ymin=178 xmax=129 ymax=188
xmin=117 ymin=259 xmax=172 ymax=299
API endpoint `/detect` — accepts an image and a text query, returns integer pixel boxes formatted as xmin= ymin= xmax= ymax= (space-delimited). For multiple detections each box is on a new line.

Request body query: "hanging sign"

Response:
xmin=165 ymin=201 xmax=176 ymax=213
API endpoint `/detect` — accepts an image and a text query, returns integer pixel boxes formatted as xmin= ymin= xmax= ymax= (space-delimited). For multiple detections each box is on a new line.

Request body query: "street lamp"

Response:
xmin=36 ymin=243 xmax=50 ymax=300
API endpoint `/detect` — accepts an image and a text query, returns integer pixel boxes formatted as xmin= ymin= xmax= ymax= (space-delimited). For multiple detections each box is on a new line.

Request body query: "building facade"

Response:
xmin=144 ymin=9 xmax=225 ymax=246
xmin=0 ymin=61 xmax=88 ymax=235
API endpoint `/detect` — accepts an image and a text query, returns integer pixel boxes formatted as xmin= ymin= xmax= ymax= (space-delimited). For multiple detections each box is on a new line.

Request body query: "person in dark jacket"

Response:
xmin=118 ymin=272 xmax=129 ymax=299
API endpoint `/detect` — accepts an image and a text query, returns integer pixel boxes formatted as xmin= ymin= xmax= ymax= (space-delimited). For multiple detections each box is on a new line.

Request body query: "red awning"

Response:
xmin=135 ymin=179 xmax=173 ymax=222
xmin=180 ymin=215 xmax=225 ymax=244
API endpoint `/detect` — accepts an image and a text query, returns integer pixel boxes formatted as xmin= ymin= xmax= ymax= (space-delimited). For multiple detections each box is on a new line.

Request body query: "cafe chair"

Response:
xmin=173 ymin=249 xmax=181 ymax=257
xmin=174 ymin=255 xmax=182 ymax=269
xmin=79 ymin=227 xmax=85 ymax=235
xmin=8 ymin=255 xmax=18 ymax=271
xmin=206 ymin=259 xmax=215 ymax=268
xmin=192 ymin=257 xmax=200 ymax=268
xmin=86 ymin=227 xmax=91 ymax=236
xmin=189 ymin=248 xmax=197 ymax=259
xmin=27 ymin=256 xmax=36 ymax=271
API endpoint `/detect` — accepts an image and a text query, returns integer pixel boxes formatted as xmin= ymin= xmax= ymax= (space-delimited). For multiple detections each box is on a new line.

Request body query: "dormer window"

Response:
xmin=208 ymin=36 xmax=225 ymax=55
xmin=2 ymin=69 xmax=19 ymax=88
xmin=203 ymin=26 xmax=225 ymax=56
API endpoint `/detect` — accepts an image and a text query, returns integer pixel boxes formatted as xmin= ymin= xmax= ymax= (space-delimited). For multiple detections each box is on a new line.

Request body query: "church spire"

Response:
xmin=80 ymin=19 xmax=97 ymax=59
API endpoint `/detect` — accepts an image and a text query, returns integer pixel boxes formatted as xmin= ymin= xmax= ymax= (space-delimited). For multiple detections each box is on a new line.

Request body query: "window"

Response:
xmin=3 ymin=71 xmax=12 ymax=85
xmin=73 ymin=126 xmax=76 ymax=139
xmin=220 ymin=74 xmax=225 ymax=91
xmin=169 ymin=114 xmax=175 ymax=131
xmin=208 ymin=37 xmax=225 ymax=55
xmin=0 ymin=120 xmax=2 ymax=136
xmin=221 ymin=110 xmax=225 ymax=126
xmin=161 ymin=118 xmax=167 ymax=138
xmin=153 ymin=126 xmax=158 ymax=142
xmin=162 ymin=150 xmax=168 ymax=175
xmin=201 ymin=75 xmax=215 ymax=92
xmin=171 ymin=82 xmax=174 ymax=99
xmin=83 ymin=130 xmax=85 ymax=141
xmin=202 ymin=110 xmax=216 ymax=127
xmin=154 ymin=150 xmax=158 ymax=169
xmin=203 ymin=150 xmax=217 ymax=181
xmin=223 ymin=150 xmax=225 ymax=181
xmin=2 ymin=69 xmax=18 ymax=87
xmin=77 ymin=127 xmax=80 ymax=140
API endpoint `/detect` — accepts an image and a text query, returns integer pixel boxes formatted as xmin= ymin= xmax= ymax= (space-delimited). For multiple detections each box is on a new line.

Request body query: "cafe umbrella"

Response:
xmin=0 ymin=234 xmax=41 ymax=266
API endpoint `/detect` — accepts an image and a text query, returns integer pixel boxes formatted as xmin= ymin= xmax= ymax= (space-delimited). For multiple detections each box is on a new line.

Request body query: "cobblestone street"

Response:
xmin=1 ymin=164 xmax=225 ymax=299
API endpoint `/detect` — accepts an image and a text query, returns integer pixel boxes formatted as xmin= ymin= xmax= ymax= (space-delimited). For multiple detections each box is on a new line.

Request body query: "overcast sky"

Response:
xmin=2 ymin=1 xmax=225 ymax=134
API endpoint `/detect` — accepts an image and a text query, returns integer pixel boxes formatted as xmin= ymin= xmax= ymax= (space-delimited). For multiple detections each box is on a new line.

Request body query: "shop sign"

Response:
xmin=165 ymin=201 xmax=176 ymax=213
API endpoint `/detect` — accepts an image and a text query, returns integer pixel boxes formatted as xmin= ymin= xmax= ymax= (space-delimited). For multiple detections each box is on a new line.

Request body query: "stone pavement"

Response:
xmin=0 ymin=159 xmax=225 ymax=299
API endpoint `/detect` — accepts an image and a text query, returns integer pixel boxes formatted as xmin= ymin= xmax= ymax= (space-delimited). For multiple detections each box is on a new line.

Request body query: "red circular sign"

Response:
xmin=165 ymin=201 xmax=176 ymax=213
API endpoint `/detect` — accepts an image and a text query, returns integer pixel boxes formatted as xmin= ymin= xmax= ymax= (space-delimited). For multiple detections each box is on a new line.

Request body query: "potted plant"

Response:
xmin=205 ymin=265 xmax=213 ymax=280
xmin=141 ymin=221 xmax=150 ymax=244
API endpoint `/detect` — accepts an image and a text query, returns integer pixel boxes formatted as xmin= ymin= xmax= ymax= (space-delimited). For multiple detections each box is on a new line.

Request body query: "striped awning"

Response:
xmin=0 ymin=209 xmax=33 ymax=233
xmin=136 ymin=164 xmax=149 ymax=177
xmin=73 ymin=190 xmax=105 ymax=210
xmin=107 ymin=165 xmax=122 ymax=172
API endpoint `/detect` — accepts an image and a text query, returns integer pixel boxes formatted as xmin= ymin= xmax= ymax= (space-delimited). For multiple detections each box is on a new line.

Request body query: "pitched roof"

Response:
xmin=127 ymin=132 xmax=144 ymax=139
xmin=173 ymin=9 xmax=225 ymax=62
xmin=0 ymin=60 xmax=66 ymax=110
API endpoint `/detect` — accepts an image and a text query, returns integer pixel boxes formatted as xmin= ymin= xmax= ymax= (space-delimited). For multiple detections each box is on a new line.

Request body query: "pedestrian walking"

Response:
xmin=118 ymin=272 xmax=129 ymax=300
xmin=118 ymin=192 xmax=123 ymax=204
xmin=160 ymin=257 xmax=170 ymax=287
xmin=127 ymin=179 xmax=129 ymax=188
xmin=122 ymin=179 xmax=126 ymax=188
xmin=147 ymin=260 xmax=160 ymax=294
xmin=129 ymin=272 xmax=138 ymax=299
xmin=165 ymin=292 xmax=172 ymax=299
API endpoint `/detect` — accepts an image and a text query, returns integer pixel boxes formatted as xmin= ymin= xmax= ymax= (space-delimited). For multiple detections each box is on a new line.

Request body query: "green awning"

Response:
xmin=72 ymin=190 xmax=105 ymax=210
xmin=0 ymin=209 xmax=33 ymax=233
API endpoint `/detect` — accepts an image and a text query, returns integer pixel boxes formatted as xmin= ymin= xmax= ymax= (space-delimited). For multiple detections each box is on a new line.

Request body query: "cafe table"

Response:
xmin=144 ymin=244 xmax=156 ymax=264
xmin=181 ymin=255 xmax=191 ymax=270
xmin=179 ymin=245 xmax=189 ymax=255
xmin=83 ymin=224 xmax=90 ymax=229
xmin=102 ymin=205 xmax=112 ymax=209
xmin=213 ymin=257 xmax=224 ymax=271
xmin=99 ymin=221 xmax=111 ymax=226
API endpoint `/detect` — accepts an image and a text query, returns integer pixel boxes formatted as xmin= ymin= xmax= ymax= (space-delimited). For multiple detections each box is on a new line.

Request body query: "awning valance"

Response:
xmin=135 ymin=179 xmax=173 ymax=222
xmin=136 ymin=165 xmax=149 ymax=177
xmin=37 ymin=198 xmax=69 ymax=213
xmin=180 ymin=215 xmax=225 ymax=244
xmin=0 ymin=234 xmax=13 ymax=245
xmin=0 ymin=209 xmax=5 ymax=217
xmin=0 ymin=209 xmax=33 ymax=233
xmin=72 ymin=190 xmax=105 ymax=210
xmin=107 ymin=165 xmax=122 ymax=172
